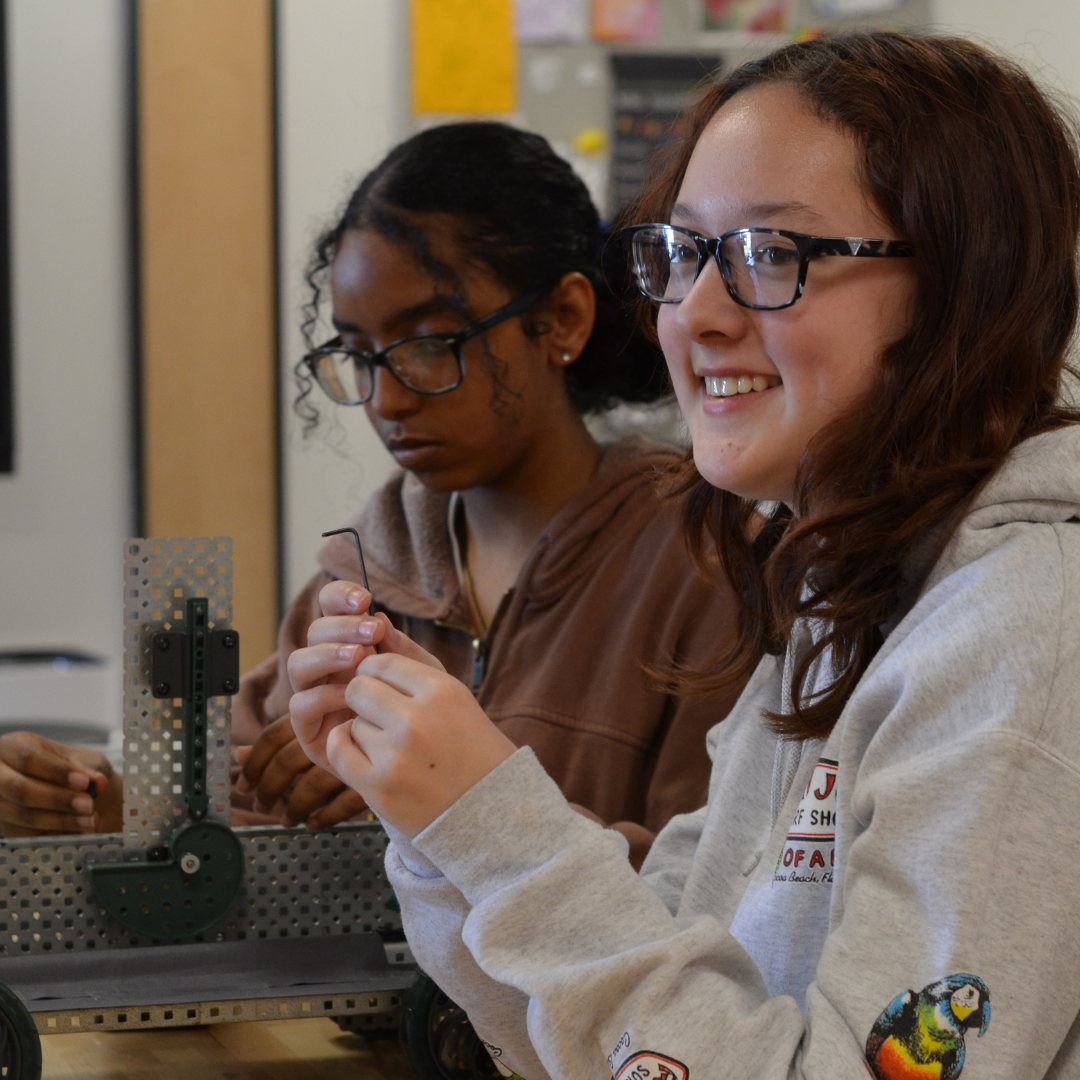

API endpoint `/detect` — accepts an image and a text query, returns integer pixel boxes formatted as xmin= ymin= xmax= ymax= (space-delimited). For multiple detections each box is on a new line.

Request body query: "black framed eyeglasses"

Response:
xmin=623 ymin=223 xmax=914 ymax=311
xmin=303 ymin=289 xmax=544 ymax=406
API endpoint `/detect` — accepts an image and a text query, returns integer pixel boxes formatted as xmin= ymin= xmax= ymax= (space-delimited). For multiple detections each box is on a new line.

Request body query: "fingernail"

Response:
xmin=357 ymin=620 xmax=378 ymax=643
xmin=71 ymin=795 xmax=93 ymax=814
xmin=346 ymin=590 xmax=364 ymax=611
xmin=68 ymin=771 xmax=90 ymax=791
xmin=337 ymin=644 xmax=359 ymax=661
xmin=76 ymin=815 xmax=95 ymax=830
xmin=235 ymin=776 xmax=251 ymax=792
xmin=306 ymin=816 xmax=320 ymax=831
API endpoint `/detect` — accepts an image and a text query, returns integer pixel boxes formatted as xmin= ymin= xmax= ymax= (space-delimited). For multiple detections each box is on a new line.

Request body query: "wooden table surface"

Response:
xmin=41 ymin=1018 xmax=417 ymax=1079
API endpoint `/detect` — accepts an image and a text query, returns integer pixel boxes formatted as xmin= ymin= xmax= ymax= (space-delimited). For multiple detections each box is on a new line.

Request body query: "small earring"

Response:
xmin=560 ymin=351 xmax=573 ymax=364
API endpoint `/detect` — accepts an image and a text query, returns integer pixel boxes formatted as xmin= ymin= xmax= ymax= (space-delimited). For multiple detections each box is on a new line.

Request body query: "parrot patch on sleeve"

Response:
xmin=865 ymin=974 xmax=990 ymax=1080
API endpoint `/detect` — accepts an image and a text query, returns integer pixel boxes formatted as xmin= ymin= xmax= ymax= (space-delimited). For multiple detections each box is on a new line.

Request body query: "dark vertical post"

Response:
xmin=184 ymin=596 xmax=210 ymax=820
xmin=0 ymin=1 xmax=13 ymax=475
xmin=125 ymin=0 xmax=144 ymax=532
xmin=271 ymin=0 xmax=284 ymax=621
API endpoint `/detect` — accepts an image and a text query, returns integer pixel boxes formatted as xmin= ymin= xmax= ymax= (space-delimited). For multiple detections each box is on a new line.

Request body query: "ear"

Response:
xmin=539 ymin=272 xmax=596 ymax=369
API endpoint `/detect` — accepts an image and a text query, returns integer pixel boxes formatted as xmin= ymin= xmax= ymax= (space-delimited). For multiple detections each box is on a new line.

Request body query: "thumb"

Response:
xmin=371 ymin=613 xmax=446 ymax=673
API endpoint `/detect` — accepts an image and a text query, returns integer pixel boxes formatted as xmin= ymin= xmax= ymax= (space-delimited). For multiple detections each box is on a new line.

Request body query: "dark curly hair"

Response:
xmin=295 ymin=122 xmax=669 ymax=430
xmin=632 ymin=32 xmax=1080 ymax=739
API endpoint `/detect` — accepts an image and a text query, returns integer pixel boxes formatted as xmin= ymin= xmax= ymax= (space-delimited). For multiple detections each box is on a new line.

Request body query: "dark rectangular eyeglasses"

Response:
xmin=303 ymin=289 xmax=544 ymax=406
xmin=622 ymin=223 xmax=913 ymax=311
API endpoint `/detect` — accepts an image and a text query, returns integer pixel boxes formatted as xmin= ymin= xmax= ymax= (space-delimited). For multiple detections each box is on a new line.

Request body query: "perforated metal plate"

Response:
xmin=32 ymin=989 xmax=407 ymax=1034
xmin=0 ymin=537 xmax=404 ymax=955
xmin=0 ymin=823 xmax=401 ymax=957
xmin=122 ymin=537 xmax=232 ymax=846
xmin=4 ymin=933 xmax=412 ymax=1034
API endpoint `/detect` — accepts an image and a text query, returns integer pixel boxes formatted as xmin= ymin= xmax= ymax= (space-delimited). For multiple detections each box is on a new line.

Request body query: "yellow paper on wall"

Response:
xmin=411 ymin=0 xmax=516 ymax=114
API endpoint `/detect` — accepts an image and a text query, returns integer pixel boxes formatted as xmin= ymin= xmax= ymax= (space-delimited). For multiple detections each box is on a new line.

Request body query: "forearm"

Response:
xmin=385 ymin=823 xmax=552 ymax=1080
xmin=410 ymin=751 xmax=806 ymax=1080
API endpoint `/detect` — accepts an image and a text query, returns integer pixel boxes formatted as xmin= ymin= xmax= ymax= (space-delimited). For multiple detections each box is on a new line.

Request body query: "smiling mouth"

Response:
xmin=703 ymin=374 xmax=781 ymax=398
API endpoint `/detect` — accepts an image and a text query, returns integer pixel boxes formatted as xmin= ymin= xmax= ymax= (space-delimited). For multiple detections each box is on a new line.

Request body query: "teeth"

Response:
xmin=703 ymin=375 xmax=779 ymax=398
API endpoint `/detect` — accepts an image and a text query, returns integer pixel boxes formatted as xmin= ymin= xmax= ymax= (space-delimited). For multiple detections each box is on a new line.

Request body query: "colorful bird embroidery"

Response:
xmin=865 ymin=974 xmax=990 ymax=1080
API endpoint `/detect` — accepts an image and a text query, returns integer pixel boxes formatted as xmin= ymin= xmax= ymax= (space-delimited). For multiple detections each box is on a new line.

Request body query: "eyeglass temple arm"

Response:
xmin=808 ymin=238 xmax=914 ymax=257
xmin=321 ymin=527 xmax=380 ymax=654
xmin=458 ymin=288 xmax=547 ymax=341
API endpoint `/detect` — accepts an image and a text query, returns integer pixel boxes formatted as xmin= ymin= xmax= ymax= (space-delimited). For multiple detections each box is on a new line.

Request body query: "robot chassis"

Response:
xmin=0 ymin=538 xmax=418 ymax=1079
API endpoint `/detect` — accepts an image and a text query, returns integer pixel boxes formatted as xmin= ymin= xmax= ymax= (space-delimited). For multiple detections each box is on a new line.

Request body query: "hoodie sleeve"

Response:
xmin=384 ymin=821 xmax=555 ymax=1080
xmin=392 ymin=521 xmax=1080 ymax=1080
xmin=402 ymin=748 xmax=801 ymax=1080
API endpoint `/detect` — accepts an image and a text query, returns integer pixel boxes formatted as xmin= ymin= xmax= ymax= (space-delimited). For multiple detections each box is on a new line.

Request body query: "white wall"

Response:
xmin=277 ymin=0 xmax=403 ymax=601
xmin=935 ymin=0 xmax=1080 ymax=101
xmin=0 ymin=0 xmax=132 ymax=667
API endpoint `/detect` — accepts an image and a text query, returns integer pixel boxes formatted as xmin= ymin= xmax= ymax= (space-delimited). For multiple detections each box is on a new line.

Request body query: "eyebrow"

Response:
xmin=331 ymin=295 xmax=464 ymax=335
xmin=670 ymin=199 xmax=825 ymax=229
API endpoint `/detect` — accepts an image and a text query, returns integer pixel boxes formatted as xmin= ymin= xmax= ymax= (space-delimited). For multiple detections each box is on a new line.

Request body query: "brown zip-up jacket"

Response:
xmin=232 ymin=436 xmax=745 ymax=866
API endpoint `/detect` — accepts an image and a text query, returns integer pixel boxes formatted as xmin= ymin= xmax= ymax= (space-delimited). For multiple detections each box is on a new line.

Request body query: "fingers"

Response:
xmin=306 ymin=614 xmax=384 ymax=649
xmin=236 ymin=714 xmax=298 ymax=792
xmin=279 ymin=766 xmax=351 ymax=826
xmin=350 ymin=652 xmax=446 ymax=701
xmin=0 ymin=753 xmax=97 ymax=815
xmin=375 ymin=622 xmax=446 ymax=672
xmin=304 ymin=611 xmax=445 ymax=673
xmin=318 ymin=579 xmax=373 ymax=617
xmin=0 ymin=732 xmax=100 ymax=791
xmin=0 ymin=793 xmax=90 ymax=836
xmin=289 ymin=683 xmax=350 ymax=742
xmin=287 ymin=641 xmax=366 ymax=694
xmin=343 ymin=671 xmax=422 ymax=735
xmin=289 ymin=682 xmax=354 ymax=772
xmin=65 ymin=745 xmax=115 ymax=786
xmin=325 ymin=721 xmax=373 ymax=792
xmin=252 ymin=738 xmax=315 ymax=810
xmin=302 ymin=786 xmax=369 ymax=831
xmin=0 ymin=755 xmax=98 ymax=834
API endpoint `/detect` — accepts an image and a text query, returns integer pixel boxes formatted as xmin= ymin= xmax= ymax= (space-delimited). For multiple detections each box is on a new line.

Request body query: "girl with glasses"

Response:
xmin=0 ymin=124 xmax=742 ymax=886
xmin=289 ymin=31 xmax=1080 ymax=1080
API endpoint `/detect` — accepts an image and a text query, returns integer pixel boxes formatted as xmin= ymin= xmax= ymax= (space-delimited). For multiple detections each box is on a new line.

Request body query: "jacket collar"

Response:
xmin=316 ymin=435 xmax=681 ymax=624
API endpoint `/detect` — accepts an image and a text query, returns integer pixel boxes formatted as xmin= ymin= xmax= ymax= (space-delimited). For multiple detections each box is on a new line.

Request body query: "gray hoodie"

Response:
xmin=385 ymin=426 xmax=1080 ymax=1080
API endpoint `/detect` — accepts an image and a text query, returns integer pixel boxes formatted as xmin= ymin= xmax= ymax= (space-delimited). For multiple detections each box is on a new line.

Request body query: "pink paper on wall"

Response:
xmin=702 ymin=0 xmax=789 ymax=32
xmin=590 ymin=0 xmax=659 ymax=42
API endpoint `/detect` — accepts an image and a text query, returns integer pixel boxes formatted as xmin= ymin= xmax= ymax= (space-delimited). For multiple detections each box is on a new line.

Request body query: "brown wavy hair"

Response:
xmin=629 ymin=32 xmax=1080 ymax=739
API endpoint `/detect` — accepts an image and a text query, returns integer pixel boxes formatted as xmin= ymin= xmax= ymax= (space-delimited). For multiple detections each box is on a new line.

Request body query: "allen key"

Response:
xmin=322 ymin=527 xmax=381 ymax=654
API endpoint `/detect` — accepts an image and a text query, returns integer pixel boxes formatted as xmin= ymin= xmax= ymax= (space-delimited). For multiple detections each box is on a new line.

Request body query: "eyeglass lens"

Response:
xmin=312 ymin=337 xmax=461 ymax=405
xmin=631 ymin=226 xmax=803 ymax=309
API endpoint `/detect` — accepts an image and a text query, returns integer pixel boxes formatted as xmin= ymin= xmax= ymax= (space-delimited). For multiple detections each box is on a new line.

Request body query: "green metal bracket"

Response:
xmin=90 ymin=590 xmax=245 ymax=939
xmin=185 ymin=597 xmax=210 ymax=819
xmin=87 ymin=820 xmax=244 ymax=939
xmin=148 ymin=597 xmax=239 ymax=821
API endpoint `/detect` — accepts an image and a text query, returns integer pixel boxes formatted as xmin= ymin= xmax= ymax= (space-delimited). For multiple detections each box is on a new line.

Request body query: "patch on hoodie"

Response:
xmin=481 ymin=1039 xmax=524 ymax=1078
xmin=614 ymin=1051 xmax=689 ymax=1080
xmin=865 ymin=974 xmax=991 ymax=1080
xmin=773 ymin=757 xmax=837 ymax=886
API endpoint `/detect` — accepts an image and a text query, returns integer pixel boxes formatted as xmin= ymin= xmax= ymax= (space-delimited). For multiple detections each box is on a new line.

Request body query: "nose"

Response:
xmin=674 ymin=256 xmax=749 ymax=346
xmin=366 ymin=365 xmax=422 ymax=421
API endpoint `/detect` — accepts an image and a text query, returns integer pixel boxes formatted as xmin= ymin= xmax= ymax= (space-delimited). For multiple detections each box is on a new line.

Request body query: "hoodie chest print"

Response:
xmin=774 ymin=757 xmax=837 ymax=886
